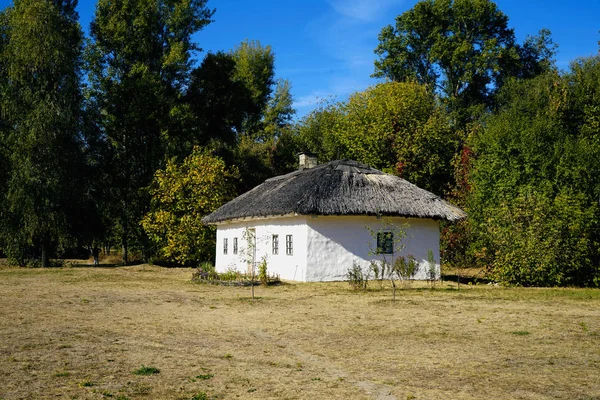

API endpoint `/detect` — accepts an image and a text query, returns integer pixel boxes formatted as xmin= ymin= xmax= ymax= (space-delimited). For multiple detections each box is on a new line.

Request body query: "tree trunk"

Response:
xmin=122 ymin=242 xmax=128 ymax=265
xmin=41 ymin=241 xmax=48 ymax=268
xmin=122 ymin=213 xmax=128 ymax=265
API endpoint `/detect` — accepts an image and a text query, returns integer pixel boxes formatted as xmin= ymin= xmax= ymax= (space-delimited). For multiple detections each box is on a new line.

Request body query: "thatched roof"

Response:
xmin=202 ymin=160 xmax=466 ymax=224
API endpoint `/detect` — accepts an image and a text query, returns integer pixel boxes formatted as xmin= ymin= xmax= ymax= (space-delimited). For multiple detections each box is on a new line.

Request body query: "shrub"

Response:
xmin=257 ymin=256 xmax=268 ymax=284
xmin=347 ymin=262 xmax=368 ymax=290
xmin=426 ymin=249 xmax=438 ymax=286
xmin=394 ymin=255 xmax=418 ymax=285
xmin=220 ymin=268 xmax=240 ymax=281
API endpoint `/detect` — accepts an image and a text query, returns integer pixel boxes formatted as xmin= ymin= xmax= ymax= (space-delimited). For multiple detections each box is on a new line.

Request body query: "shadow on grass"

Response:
xmin=69 ymin=263 xmax=122 ymax=269
xmin=442 ymin=273 xmax=491 ymax=285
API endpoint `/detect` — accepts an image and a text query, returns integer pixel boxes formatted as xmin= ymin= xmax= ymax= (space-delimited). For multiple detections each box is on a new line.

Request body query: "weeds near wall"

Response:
xmin=346 ymin=262 xmax=369 ymax=290
xmin=257 ymin=256 xmax=268 ymax=285
xmin=426 ymin=249 xmax=438 ymax=288
xmin=393 ymin=255 xmax=418 ymax=289
xmin=365 ymin=219 xmax=411 ymax=300
xmin=192 ymin=268 xmax=280 ymax=286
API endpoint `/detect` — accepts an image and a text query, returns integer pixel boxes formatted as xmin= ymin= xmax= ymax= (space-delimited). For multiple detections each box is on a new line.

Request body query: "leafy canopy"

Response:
xmin=142 ymin=148 xmax=237 ymax=264
xmin=0 ymin=0 xmax=84 ymax=266
xmin=295 ymin=82 xmax=457 ymax=196
xmin=374 ymin=0 xmax=555 ymax=125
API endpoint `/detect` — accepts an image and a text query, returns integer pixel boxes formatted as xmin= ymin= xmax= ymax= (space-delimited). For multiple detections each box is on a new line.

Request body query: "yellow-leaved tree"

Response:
xmin=142 ymin=148 xmax=237 ymax=265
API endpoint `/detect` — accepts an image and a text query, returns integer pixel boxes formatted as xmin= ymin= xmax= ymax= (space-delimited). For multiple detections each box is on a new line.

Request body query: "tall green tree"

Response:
xmin=87 ymin=0 xmax=214 ymax=264
xmin=469 ymin=68 xmax=600 ymax=286
xmin=231 ymin=39 xmax=276 ymax=137
xmin=0 ymin=0 xmax=84 ymax=267
xmin=373 ymin=0 xmax=555 ymax=126
xmin=141 ymin=148 xmax=237 ymax=264
xmin=294 ymin=82 xmax=457 ymax=196
xmin=186 ymin=51 xmax=252 ymax=148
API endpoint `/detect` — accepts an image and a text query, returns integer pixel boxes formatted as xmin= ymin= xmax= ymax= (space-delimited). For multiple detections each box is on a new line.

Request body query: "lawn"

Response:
xmin=0 ymin=264 xmax=599 ymax=400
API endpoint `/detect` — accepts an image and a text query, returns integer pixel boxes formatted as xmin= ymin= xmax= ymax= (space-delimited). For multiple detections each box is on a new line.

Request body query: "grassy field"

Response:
xmin=0 ymin=264 xmax=599 ymax=400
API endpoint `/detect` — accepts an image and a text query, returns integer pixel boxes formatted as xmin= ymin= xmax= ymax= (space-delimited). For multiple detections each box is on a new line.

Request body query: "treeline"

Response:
xmin=1 ymin=0 xmax=599 ymax=286
xmin=0 ymin=0 xmax=295 ymax=267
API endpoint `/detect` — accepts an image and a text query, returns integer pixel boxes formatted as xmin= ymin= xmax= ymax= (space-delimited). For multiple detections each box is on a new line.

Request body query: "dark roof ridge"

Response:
xmin=203 ymin=159 xmax=466 ymax=224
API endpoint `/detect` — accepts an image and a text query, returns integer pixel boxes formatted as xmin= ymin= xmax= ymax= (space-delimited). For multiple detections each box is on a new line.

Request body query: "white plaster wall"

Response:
xmin=215 ymin=215 xmax=441 ymax=282
xmin=215 ymin=217 xmax=308 ymax=281
xmin=306 ymin=216 xmax=440 ymax=282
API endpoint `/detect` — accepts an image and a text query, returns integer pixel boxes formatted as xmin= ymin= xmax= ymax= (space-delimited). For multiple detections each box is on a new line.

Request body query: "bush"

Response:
xmin=346 ymin=262 xmax=368 ymax=290
xmin=257 ymin=256 xmax=268 ymax=284
xmin=393 ymin=255 xmax=418 ymax=285
xmin=426 ymin=249 xmax=438 ymax=286
xmin=484 ymin=192 xmax=600 ymax=286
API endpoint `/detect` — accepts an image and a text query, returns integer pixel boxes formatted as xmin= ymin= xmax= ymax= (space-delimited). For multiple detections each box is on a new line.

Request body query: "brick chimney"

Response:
xmin=298 ymin=152 xmax=318 ymax=169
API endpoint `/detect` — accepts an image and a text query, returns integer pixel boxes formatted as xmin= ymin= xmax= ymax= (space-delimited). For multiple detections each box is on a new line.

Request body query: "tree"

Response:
xmin=141 ymin=148 xmax=237 ymax=265
xmin=294 ymin=82 xmax=457 ymax=196
xmin=468 ymin=69 xmax=600 ymax=286
xmin=373 ymin=0 xmax=555 ymax=126
xmin=0 ymin=0 xmax=85 ymax=267
xmin=186 ymin=52 xmax=252 ymax=148
xmin=87 ymin=0 xmax=214 ymax=264
xmin=231 ymin=39 xmax=276 ymax=137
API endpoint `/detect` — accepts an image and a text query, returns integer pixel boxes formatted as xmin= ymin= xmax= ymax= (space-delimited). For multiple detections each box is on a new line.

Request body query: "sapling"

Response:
xmin=426 ymin=249 xmax=438 ymax=288
xmin=366 ymin=218 xmax=410 ymax=301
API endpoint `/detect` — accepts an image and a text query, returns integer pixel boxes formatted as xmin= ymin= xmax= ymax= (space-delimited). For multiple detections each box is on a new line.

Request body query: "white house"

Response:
xmin=202 ymin=155 xmax=465 ymax=282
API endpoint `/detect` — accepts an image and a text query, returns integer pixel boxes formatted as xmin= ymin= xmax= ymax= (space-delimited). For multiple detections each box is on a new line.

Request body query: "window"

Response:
xmin=233 ymin=237 xmax=238 ymax=255
xmin=286 ymin=235 xmax=293 ymax=256
xmin=377 ymin=232 xmax=393 ymax=254
xmin=272 ymin=234 xmax=279 ymax=255
xmin=223 ymin=238 xmax=228 ymax=255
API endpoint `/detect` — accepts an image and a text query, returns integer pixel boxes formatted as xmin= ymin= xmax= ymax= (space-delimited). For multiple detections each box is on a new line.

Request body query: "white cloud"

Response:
xmin=293 ymin=91 xmax=335 ymax=112
xmin=327 ymin=0 xmax=405 ymax=22
xmin=293 ymin=0 xmax=410 ymax=116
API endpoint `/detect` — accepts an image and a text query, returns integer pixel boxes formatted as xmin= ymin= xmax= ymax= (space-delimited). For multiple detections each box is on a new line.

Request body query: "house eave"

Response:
xmin=209 ymin=212 xmax=301 ymax=226
xmin=206 ymin=210 xmax=464 ymax=226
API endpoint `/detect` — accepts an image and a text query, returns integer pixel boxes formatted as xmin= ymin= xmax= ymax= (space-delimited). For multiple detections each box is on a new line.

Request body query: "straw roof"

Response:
xmin=202 ymin=160 xmax=466 ymax=224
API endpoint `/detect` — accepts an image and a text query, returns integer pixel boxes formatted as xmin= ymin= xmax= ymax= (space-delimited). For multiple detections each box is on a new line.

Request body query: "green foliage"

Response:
xmin=219 ymin=269 xmax=239 ymax=282
xmin=366 ymin=220 xmax=410 ymax=298
xmin=393 ymin=255 xmax=418 ymax=285
xmin=187 ymin=40 xmax=295 ymax=194
xmin=231 ymin=39 xmax=276 ymax=136
xmin=484 ymin=192 xmax=597 ymax=287
xmin=426 ymin=249 xmax=438 ymax=284
xmin=369 ymin=260 xmax=388 ymax=286
xmin=132 ymin=365 xmax=160 ymax=376
xmin=346 ymin=262 xmax=369 ymax=290
xmin=142 ymin=148 xmax=237 ymax=265
xmin=186 ymin=51 xmax=251 ymax=147
xmin=86 ymin=0 xmax=214 ymax=264
xmin=469 ymin=65 xmax=600 ymax=286
xmin=374 ymin=0 xmax=555 ymax=126
xmin=0 ymin=0 xmax=85 ymax=267
xmin=257 ymin=256 xmax=268 ymax=284
xmin=198 ymin=261 xmax=215 ymax=273
xmin=295 ymin=82 xmax=457 ymax=195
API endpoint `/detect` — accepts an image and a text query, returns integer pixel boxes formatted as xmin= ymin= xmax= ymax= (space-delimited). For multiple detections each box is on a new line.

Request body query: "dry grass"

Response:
xmin=0 ymin=264 xmax=599 ymax=400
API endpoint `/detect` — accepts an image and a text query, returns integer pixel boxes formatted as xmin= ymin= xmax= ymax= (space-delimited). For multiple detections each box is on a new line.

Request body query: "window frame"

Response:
xmin=376 ymin=231 xmax=393 ymax=255
xmin=286 ymin=234 xmax=293 ymax=256
xmin=233 ymin=237 xmax=238 ymax=255
xmin=272 ymin=234 xmax=279 ymax=255
xmin=223 ymin=237 xmax=228 ymax=255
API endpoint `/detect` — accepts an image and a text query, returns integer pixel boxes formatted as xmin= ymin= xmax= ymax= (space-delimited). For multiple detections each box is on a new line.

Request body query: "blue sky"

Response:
xmin=1 ymin=0 xmax=599 ymax=118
